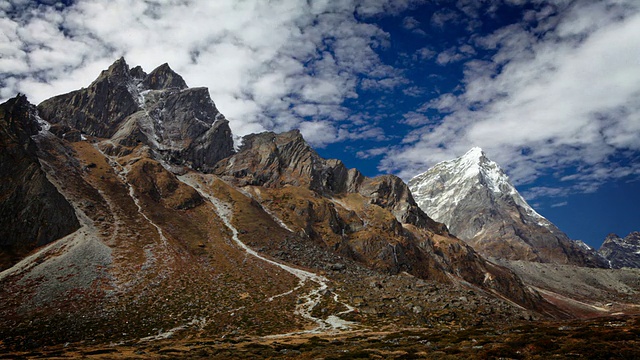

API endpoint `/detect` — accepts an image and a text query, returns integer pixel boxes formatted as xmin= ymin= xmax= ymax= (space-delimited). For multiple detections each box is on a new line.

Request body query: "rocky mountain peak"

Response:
xmin=38 ymin=58 xmax=140 ymax=138
xmin=599 ymin=232 xmax=640 ymax=268
xmin=92 ymin=56 xmax=132 ymax=86
xmin=142 ymin=62 xmax=188 ymax=90
xmin=460 ymin=146 xmax=486 ymax=162
xmin=409 ymin=148 xmax=609 ymax=267
xmin=215 ymin=129 xmax=351 ymax=191
xmin=215 ymin=130 xmax=444 ymax=232
xmin=37 ymin=58 xmax=234 ymax=172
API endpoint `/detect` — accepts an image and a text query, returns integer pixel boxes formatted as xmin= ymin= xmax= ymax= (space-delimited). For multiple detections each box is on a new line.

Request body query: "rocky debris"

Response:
xmin=498 ymin=259 xmax=640 ymax=310
xmin=0 ymin=95 xmax=79 ymax=270
xmin=125 ymin=158 xmax=204 ymax=210
xmin=254 ymin=225 xmax=537 ymax=328
xmin=599 ymin=232 xmax=640 ymax=269
xmin=409 ymin=147 xmax=609 ymax=268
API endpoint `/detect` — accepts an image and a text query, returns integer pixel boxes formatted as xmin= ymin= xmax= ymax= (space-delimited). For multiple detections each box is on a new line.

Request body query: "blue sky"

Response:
xmin=1 ymin=0 xmax=638 ymax=248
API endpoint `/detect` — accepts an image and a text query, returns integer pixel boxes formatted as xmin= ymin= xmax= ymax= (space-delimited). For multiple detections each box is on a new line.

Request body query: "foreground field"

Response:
xmin=2 ymin=315 xmax=638 ymax=359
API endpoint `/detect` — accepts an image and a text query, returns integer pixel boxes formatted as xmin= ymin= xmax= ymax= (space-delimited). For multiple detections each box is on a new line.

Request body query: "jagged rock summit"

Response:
xmin=599 ymin=232 xmax=640 ymax=268
xmin=409 ymin=147 xmax=609 ymax=268
xmin=38 ymin=57 xmax=234 ymax=172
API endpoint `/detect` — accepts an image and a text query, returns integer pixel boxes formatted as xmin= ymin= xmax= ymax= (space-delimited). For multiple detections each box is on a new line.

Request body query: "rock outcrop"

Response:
xmin=409 ymin=147 xmax=609 ymax=268
xmin=38 ymin=58 xmax=234 ymax=171
xmin=214 ymin=130 xmax=442 ymax=231
xmin=214 ymin=130 xmax=362 ymax=192
xmin=599 ymin=232 xmax=640 ymax=268
xmin=0 ymin=95 xmax=79 ymax=270
xmin=38 ymin=58 xmax=140 ymax=138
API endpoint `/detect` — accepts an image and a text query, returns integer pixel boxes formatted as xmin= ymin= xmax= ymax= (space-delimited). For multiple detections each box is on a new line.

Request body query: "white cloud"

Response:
xmin=415 ymin=47 xmax=436 ymax=61
xmin=430 ymin=8 xmax=459 ymax=28
xmin=0 ymin=0 xmax=413 ymax=146
xmin=381 ymin=1 xmax=640 ymax=198
xmin=435 ymin=44 xmax=476 ymax=65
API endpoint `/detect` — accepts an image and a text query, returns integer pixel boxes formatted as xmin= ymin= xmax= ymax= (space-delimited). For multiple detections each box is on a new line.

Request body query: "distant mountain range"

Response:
xmin=0 ymin=59 xmax=556 ymax=348
xmin=409 ymin=147 xmax=609 ymax=268
xmin=599 ymin=232 xmax=640 ymax=268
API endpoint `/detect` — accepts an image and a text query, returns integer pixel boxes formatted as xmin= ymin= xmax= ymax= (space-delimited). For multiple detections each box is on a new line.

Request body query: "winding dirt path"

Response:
xmin=178 ymin=174 xmax=356 ymax=335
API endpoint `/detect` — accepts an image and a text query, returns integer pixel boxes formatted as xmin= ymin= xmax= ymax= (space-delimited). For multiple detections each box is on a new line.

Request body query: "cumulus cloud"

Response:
xmin=381 ymin=0 xmax=640 ymax=199
xmin=0 ymin=0 xmax=415 ymax=147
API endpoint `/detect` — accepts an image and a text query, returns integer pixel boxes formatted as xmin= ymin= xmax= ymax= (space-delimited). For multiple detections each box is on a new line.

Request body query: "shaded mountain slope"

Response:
xmin=0 ymin=95 xmax=79 ymax=270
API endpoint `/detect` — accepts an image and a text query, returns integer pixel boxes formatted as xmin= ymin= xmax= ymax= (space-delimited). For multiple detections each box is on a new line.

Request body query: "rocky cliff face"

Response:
xmin=38 ymin=58 xmax=234 ymax=171
xmin=599 ymin=232 xmax=640 ymax=268
xmin=214 ymin=130 xmax=446 ymax=232
xmin=409 ymin=147 xmax=608 ymax=268
xmin=0 ymin=95 xmax=79 ymax=270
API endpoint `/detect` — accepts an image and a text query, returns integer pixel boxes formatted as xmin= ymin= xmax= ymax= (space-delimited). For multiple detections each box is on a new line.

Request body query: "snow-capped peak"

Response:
xmin=409 ymin=147 xmax=547 ymax=227
xmin=462 ymin=146 xmax=485 ymax=160
xmin=429 ymin=147 xmax=510 ymax=195
xmin=408 ymin=148 xmax=612 ymax=267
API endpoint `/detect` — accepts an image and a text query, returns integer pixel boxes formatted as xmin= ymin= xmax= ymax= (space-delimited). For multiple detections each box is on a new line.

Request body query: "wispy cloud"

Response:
xmin=381 ymin=1 xmax=640 ymax=199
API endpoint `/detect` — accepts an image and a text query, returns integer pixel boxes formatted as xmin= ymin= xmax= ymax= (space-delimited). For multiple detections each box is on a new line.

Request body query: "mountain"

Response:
xmin=37 ymin=57 xmax=234 ymax=172
xmin=1 ymin=59 xmax=625 ymax=351
xmin=409 ymin=147 xmax=608 ymax=268
xmin=599 ymin=232 xmax=640 ymax=268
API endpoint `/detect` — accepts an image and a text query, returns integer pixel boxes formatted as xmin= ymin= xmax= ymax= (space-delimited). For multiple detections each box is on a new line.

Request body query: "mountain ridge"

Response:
xmin=37 ymin=57 xmax=234 ymax=172
xmin=3 ymin=59 xmax=635 ymax=351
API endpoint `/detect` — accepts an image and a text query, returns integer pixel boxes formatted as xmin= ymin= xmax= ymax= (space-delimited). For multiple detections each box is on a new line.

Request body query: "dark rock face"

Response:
xmin=38 ymin=57 xmax=140 ymax=138
xmin=214 ymin=130 xmax=440 ymax=230
xmin=37 ymin=58 xmax=234 ymax=172
xmin=599 ymin=232 xmax=640 ymax=268
xmin=214 ymin=130 xmax=363 ymax=192
xmin=141 ymin=63 xmax=188 ymax=90
xmin=0 ymin=95 xmax=79 ymax=270
xmin=137 ymin=87 xmax=234 ymax=171
xmin=358 ymin=175 xmax=445 ymax=232
xmin=410 ymin=148 xmax=609 ymax=268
